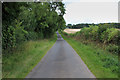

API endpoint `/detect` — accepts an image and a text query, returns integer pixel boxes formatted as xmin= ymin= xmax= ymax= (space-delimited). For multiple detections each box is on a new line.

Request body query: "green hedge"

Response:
xmin=63 ymin=24 xmax=120 ymax=54
xmin=79 ymin=25 xmax=120 ymax=44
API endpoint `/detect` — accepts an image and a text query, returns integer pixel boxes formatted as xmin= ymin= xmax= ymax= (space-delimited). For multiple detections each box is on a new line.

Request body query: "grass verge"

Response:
xmin=62 ymin=34 xmax=118 ymax=78
xmin=2 ymin=34 xmax=57 ymax=78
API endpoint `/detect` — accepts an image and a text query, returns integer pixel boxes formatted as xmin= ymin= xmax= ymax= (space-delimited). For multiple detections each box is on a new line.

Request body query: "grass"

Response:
xmin=62 ymin=34 xmax=118 ymax=78
xmin=0 ymin=54 xmax=1 ymax=79
xmin=2 ymin=34 xmax=57 ymax=78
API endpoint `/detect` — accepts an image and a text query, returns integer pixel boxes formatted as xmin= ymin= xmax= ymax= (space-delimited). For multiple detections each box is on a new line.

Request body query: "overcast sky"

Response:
xmin=63 ymin=0 xmax=120 ymax=24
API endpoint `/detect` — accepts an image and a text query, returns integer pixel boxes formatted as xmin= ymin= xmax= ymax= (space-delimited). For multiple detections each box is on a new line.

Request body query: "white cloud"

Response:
xmin=63 ymin=2 xmax=118 ymax=24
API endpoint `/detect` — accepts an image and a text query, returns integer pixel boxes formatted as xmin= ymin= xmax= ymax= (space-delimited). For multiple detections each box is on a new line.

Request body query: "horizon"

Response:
xmin=66 ymin=22 xmax=119 ymax=25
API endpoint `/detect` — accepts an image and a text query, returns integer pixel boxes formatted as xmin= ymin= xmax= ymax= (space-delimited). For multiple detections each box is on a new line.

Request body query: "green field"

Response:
xmin=62 ymin=34 xmax=118 ymax=78
xmin=2 ymin=34 xmax=57 ymax=78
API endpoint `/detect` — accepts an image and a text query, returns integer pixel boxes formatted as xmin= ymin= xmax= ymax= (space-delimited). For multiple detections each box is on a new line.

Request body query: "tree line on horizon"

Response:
xmin=67 ymin=23 xmax=120 ymax=29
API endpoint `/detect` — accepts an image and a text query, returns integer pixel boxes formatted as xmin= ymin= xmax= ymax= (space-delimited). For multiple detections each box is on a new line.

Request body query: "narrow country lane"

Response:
xmin=26 ymin=32 xmax=95 ymax=78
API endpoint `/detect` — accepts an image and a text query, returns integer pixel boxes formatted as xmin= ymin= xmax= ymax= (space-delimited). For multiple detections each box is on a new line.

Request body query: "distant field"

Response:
xmin=64 ymin=29 xmax=81 ymax=34
xmin=64 ymin=28 xmax=119 ymax=34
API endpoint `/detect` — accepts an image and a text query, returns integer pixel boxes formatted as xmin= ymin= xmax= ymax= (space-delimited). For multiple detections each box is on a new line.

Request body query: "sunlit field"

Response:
xmin=64 ymin=29 xmax=81 ymax=34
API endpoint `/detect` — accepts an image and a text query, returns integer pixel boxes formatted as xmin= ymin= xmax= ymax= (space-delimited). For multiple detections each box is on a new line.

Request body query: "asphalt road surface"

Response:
xmin=26 ymin=32 xmax=95 ymax=78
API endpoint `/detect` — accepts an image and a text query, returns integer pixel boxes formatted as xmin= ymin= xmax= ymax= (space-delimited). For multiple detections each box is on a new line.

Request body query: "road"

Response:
xmin=26 ymin=32 xmax=95 ymax=78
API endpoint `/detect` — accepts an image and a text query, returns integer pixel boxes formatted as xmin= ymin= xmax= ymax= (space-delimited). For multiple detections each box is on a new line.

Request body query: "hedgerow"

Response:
xmin=63 ymin=24 xmax=120 ymax=54
xmin=101 ymin=28 xmax=119 ymax=44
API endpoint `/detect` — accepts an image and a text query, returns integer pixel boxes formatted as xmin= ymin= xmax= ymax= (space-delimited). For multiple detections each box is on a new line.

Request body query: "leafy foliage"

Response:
xmin=101 ymin=28 xmax=119 ymax=44
xmin=63 ymin=24 xmax=120 ymax=55
xmin=78 ymin=24 xmax=120 ymax=45
xmin=2 ymin=2 xmax=66 ymax=53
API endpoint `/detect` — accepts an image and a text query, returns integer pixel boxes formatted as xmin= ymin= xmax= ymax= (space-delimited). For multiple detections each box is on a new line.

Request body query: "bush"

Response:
xmin=89 ymin=25 xmax=99 ymax=40
xmin=117 ymin=31 xmax=120 ymax=45
xmin=80 ymin=27 xmax=91 ymax=39
xmin=63 ymin=24 xmax=120 ymax=54
xmin=79 ymin=25 xmax=99 ymax=40
xmin=101 ymin=28 xmax=119 ymax=44
xmin=25 ymin=32 xmax=38 ymax=40
xmin=2 ymin=26 xmax=16 ymax=49
xmin=97 ymin=24 xmax=110 ymax=40
xmin=14 ymin=20 xmax=27 ymax=43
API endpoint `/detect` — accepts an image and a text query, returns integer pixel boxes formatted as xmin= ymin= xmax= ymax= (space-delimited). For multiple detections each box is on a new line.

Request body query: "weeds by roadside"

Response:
xmin=61 ymin=25 xmax=119 ymax=78
xmin=2 ymin=34 xmax=57 ymax=78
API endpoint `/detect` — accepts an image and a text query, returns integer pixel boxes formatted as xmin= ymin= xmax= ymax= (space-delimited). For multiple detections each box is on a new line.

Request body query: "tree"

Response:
xmin=2 ymin=2 xmax=66 ymax=52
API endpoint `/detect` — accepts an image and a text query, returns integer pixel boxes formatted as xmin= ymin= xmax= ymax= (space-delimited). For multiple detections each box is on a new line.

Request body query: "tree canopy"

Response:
xmin=2 ymin=2 xmax=66 ymax=52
